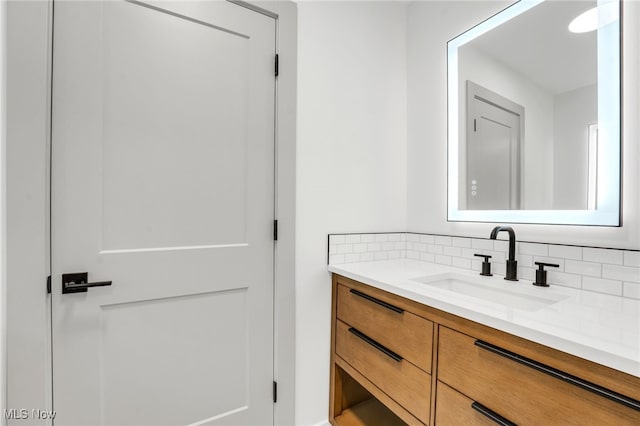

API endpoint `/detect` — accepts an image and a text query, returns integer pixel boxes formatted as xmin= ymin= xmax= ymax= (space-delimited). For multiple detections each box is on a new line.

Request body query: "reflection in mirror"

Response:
xmin=448 ymin=0 xmax=620 ymax=226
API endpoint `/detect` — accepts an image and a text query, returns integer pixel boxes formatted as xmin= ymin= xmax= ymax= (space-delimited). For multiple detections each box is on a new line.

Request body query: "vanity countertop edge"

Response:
xmin=328 ymin=258 xmax=640 ymax=378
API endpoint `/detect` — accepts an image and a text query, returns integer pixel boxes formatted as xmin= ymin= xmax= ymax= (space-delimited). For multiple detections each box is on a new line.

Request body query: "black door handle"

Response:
xmin=62 ymin=272 xmax=112 ymax=294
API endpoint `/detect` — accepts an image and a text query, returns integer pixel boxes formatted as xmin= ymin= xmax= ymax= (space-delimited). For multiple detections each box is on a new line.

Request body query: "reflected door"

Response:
xmin=51 ymin=1 xmax=276 ymax=425
xmin=467 ymin=82 xmax=522 ymax=210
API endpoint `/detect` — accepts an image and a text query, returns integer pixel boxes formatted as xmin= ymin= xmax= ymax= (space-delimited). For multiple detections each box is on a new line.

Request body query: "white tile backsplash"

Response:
xmin=565 ymin=260 xmax=602 ymax=277
xmin=582 ymin=276 xmax=623 ymax=296
xmin=623 ymin=282 xmax=640 ymax=299
xmin=624 ymin=251 xmax=640 ymax=267
xmin=452 ymin=237 xmax=472 ymax=248
xmin=602 ymin=264 xmax=640 ymax=283
xmin=548 ymin=245 xmax=582 ymax=260
xmin=583 ymin=247 xmax=623 ymax=265
xmin=328 ymin=232 xmax=640 ymax=299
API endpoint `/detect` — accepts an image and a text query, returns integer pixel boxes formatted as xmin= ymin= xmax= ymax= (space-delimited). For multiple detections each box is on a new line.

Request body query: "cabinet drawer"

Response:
xmin=438 ymin=326 xmax=640 ymax=425
xmin=337 ymin=284 xmax=433 ymax=373
xmin=435 ymin=381 xmax=510 ymax=426
xmin=335 ymin=319 xmax=431 ymax=424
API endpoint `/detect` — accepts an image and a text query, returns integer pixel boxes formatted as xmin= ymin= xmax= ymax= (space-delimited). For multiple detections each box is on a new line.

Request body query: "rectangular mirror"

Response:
xmin=447 ymin=0 xmax=621 ymax=226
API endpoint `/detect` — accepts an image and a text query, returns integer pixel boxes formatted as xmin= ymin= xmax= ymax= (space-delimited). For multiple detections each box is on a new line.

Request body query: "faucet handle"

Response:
xmin=533 ymin=262 xmax=559 ymax=287
xmin=474 ymin=254 xmax=493 ymax=276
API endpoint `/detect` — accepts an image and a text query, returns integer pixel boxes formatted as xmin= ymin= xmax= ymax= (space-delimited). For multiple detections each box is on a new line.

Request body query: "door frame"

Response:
xmin=4 ymin=1 xmax=296 ymax=425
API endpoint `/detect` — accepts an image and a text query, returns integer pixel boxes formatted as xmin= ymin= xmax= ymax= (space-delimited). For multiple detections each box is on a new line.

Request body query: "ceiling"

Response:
xmin=466 ymin=0 xmax=599 ymax=95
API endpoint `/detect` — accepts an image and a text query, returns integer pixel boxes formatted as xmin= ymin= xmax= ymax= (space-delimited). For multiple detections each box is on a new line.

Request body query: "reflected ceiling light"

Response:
xmin=569 ymin=3 xmax=618 ymax=33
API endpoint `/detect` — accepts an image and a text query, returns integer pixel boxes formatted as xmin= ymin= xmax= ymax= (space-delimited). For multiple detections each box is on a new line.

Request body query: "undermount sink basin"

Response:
xmin=410 ymin=273 xmax=568 ymax=312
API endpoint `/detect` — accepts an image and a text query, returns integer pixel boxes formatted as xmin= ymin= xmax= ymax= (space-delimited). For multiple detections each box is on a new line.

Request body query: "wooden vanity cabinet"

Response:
xmin=329 ymin=274 xmax=640 ymax=426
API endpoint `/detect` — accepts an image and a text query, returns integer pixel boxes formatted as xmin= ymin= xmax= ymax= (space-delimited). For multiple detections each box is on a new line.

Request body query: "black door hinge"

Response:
xmin=273 ymin=381 xmax=278 ymax=403
xmin=474 ymin=118 xmax=477 ymax=132
xmin=274 ymin=54 xmax=279 ymax=77
xmin=273 ymin=220 xmax=278 ymax=241
xmin=47 ymin=275 xmax=51 ymax=294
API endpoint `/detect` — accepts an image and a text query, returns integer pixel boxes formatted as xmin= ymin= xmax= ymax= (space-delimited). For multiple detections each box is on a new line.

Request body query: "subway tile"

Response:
xmin=337 ymin=244 xmax=353 ymax=254
xmin=367 ymin=243 xmax=382 ymax=252
xmin=532 ymin=256 xmax=565 ymax=272
xmin=565 ymin=260 xmax=601 ymax=277
xmin=493 ymin=240 xmax=509 ymax=253
xmin=388 ymin=233 xmax=402 ymax=242
xmin=329 ymin=254 xmax=344 ymax=264
xmin=435 ymin=236 xmax=453 ymax=246
xmin=345 ymin=253 xmax=360 ymax=263
xmin=452 ymin=257 xmax=471 ymax=269
xmin=583 ymin=247 xmax=623 ymax=265
xmin=582 ymin=276 xmax=623 ymax=296
xmin=517 ymin=254 xmax=533 ymax=268
xmin=461 ymin=248 xmax=476 ymax=259
xmin=361 ymin=234 xmax=375 ymax=243
xmin=428 ymin=244 xmax=444 ymax=254
xmin=345 ymin=234 xmax=361 ymax=244
xmin=353 ymin=243 xmax=368 ymax=253
xmin=624 ymin=251 xmax=640 ymax=267
xmin=548 ymin=245 xmax=582 ymax=260
xmin=623 ymin=282 xmax=640 ymax=299
xmin=471 ymin=259 xmax=482 ymax=272
xmin=382 ymin=242 xmax=395 ymax=251
xmin=444 ymin=246 xmax=462 ymax=257
xmin=518 ymin=242 xmax=548 ymax=257
xmin=407 ymin=234 xmax=420 ymax=242
xmin=493 ymin=263 xmax=506 ymax=276
xmin=374 ymin=251 xmax=388 ymax=261
xmin=519 ymin=267 xmax=535 ymax=281
xmin=435 ymin=255 xmax=452 ymax=266
xmin=360 ymin=252 xmax=375 ymax=262
xmin=452 ymin=237 xmax=472 ymax=248
xmin=329 ymin=234 xmax=345 ymax=245
xmin=329 ymin=245 xmax=337 ymax=255
xmin=400 ymin=234 xmax=407 ymax=242
xmin=399 ymin=250 xmax=407 ymax=258
xmin=394 ymin=241 xmax=406 ymax=250
xmin=547 ymin=271 xmax=582 ymax=289
xmin=412 ymin=242 xmax=427 ymax=252
xmin=375 ymin=234 xmax=389 ymax=243
xmin=387 ymin=250 xmax=401 ymax=259
xmin=602 ymin=264 xmax=640 ymax=283
xmin=472 ymin=238 xmax=493 ymax=250
xmin=486 ymin=251 xmax=506 ymax=263
xmin=419 ymin=252 xmax=436 ymax=263
xmin=407 ymin=250 xmax=419 ymax=260
xmin=419 ymin=234 xmax=436 ymax=244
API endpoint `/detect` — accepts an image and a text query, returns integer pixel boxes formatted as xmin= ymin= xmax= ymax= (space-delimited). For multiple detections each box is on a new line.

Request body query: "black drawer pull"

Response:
xmin=471 ymin=402 xmax=516 ymax=426
xmin=349 ymin=288 xmax=404 ymax=314
xmin=348 ymin=327 xmax=403 ymax=362
xmin=475 ymin=340 xmax=640 ymax=412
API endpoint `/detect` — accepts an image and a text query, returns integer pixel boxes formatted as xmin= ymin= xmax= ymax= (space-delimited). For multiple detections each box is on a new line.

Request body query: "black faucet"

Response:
xmin=489 ymin=226 xmax=518 ymax=281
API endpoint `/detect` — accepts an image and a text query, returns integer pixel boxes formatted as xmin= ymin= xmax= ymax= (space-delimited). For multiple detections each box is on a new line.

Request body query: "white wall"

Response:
xmin=296 ymin=1 xmax=407 ymax=424
xmin=553 ymin=84 xmax=597 ymax=209
xmin=407 ymin=0 xmax=640 ymax=249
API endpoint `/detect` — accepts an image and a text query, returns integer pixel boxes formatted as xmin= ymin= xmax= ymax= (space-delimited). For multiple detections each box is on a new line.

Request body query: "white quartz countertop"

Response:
xmin=328 ymin=259 xmax=640 ymax=377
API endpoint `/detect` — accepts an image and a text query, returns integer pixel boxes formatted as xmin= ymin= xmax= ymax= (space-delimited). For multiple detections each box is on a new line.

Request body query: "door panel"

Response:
xmin=101 ymin=1 xmax=251 ymax=251
xmin=468 ymin=97 xmax=521 ymax=210
xmin=51 ymin=1 xmax=276 ymax=425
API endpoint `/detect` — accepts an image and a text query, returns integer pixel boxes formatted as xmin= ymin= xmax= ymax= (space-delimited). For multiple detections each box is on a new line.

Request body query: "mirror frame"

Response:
xmin=447 ymin=0 xmax=621 ymax=226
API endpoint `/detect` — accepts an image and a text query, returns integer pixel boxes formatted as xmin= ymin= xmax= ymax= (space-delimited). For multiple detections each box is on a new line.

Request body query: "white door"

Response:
xmin=467 ymin=82 xmax=523 ymax=210
xmin=51 ymin=1 xmax=276 ymax=425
